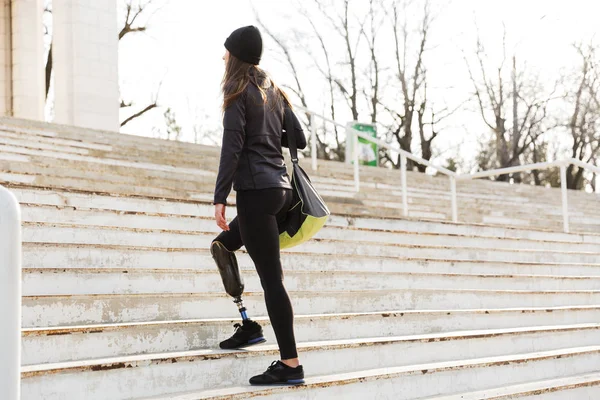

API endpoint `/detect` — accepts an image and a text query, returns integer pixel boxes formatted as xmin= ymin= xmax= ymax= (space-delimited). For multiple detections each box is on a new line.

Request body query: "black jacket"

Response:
xmin=213 ymin=83 xmax=307 ymax=205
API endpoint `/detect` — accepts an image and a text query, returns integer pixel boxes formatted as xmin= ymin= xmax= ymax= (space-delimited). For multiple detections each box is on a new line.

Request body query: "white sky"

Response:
xmin=117 ymin=0 xmax=600 ymax=169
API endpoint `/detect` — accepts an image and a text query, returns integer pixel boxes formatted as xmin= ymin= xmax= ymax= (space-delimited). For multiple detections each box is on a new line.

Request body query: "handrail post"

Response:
xmin=310 ymin=113 xmax=317 ymax=171
xmin=353 ymin=131 xmax=360 ymax=192
xmin=450 ymin=176 xmax=458 ymax=223
xmin=0 ymin=185 xmax=22 ymax=400
xmin=400 ymin=154 xmax=408 ymax=217
xmin=560 ymin=165 xmax=570 ymax=233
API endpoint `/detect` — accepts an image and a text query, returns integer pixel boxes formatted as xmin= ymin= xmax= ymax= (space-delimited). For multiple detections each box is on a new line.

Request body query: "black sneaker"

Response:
xmin=219 ymin=320 xmax=266 ymax=349
xmin=249 ymin=360 xmax=305 ymax=385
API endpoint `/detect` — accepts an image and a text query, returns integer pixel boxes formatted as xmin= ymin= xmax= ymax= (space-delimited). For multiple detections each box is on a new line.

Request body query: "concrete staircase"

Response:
xmin=1 ymin=117 xmax=600 ymax=399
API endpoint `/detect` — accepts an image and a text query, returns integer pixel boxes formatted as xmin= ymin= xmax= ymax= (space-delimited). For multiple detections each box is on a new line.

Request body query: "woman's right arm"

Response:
xmin=213 ymin=94 xmax=246 ymax=206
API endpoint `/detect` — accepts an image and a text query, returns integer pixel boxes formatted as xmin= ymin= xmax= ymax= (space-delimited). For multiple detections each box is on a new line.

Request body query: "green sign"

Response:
xmin=348 ymin=122 xmax=378 ymax=167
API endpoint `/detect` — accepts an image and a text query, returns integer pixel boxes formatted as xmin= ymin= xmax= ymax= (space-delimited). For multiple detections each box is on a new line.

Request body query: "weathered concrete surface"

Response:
xmin=143 ymin=350 xmax=600 ymax=400
xmin=2 ymin=121 xmax=599 ymax=232
xmin=3 ymin=120 xmax=600 ymax=399
xmin=22 ymin=242 xmax=600 ymax=277
xmin=428 ymin=372 xmax=600 ymax=399
xmin=22 ymin=290 xmax=600 ymax=328
xmin=22 ymin=308 xmax=600 ymax=365
xmin=22 ymin=346 xmax=600 ymax=400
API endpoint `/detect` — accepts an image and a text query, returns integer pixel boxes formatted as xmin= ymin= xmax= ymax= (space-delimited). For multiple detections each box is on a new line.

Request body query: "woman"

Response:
xmin=212 ymin=25 xmax=307 ymax=385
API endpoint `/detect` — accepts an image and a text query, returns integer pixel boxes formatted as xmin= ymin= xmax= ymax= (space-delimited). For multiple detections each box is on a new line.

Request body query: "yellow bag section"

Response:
xmin=279 ymin=214 xmax=328 ymax=250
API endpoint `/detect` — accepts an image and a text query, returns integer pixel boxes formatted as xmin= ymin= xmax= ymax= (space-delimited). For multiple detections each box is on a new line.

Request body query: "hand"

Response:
xmin=215 ymin=204 xmax=230 ymax=231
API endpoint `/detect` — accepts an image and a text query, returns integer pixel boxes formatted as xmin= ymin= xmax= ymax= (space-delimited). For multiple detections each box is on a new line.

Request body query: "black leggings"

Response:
xmin=213 ymin=188 xmax=297 ymax=360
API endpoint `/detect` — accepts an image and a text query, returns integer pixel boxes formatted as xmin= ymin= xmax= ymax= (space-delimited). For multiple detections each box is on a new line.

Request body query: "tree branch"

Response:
xmin=121 ymin=103 xmax=158 ymax=127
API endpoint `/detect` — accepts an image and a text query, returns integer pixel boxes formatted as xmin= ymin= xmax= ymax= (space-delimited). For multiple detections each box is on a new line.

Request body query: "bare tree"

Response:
xmin=118 ymin=0 xmax=165 ymax=126
xmin=377 ymin=0 xmax=436 ymax=171
xmin=563 ymin=42 xmax=600 ymax=190
xmin=119 ymin=0 xmax=155 ymax=40
xmin=120 ymin=93 xmax=159 ymax=128
xmin=312 ymin=0 xmax=366 ymax=121
xmin=252 ymin=0 xmax=446 ymax=170
xmin=253 ymin=10 xmax=334 ymax=160
xmin=360 ymin=0 xmax=384 ymax=124
xmin=303 ymin=10 xmax=344 ymax=160
xmin=254 ymin=0 xmax=368 ymax=161
xmin=43 ymin=1 xmax=53 ymax=98
xmin=44 ymin=0 xmax=164 ymax=126
xmin=466 ymin=28 xmax=555 ymax=182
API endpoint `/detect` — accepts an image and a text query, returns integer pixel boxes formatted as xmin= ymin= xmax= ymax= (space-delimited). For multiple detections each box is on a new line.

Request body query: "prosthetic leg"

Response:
xmin=210 ymin=240 xmax=249 ymax=320
xmin=211 ymin=240 xmax=265 ymax=348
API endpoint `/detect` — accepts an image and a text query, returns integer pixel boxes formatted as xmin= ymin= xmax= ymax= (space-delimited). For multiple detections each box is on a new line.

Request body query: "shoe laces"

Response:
xmin=266 ymin=360 xmax=279 ymax=372
xmin=230 ymin=323 xmax=244 ymax=338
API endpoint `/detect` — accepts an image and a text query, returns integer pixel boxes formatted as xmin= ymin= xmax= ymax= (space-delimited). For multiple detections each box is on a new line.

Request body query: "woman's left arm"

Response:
xmin=282 ymin=106 xmax=307 ymax=150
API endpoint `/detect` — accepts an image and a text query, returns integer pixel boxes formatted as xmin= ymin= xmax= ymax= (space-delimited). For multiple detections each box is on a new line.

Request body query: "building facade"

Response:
xmin=0 ymin=0 xmax=119 ymax=132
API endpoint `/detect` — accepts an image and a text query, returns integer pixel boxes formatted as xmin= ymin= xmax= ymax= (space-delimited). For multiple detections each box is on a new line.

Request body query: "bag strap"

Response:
xmin=284 ymin=105 xmax=299 ymax=164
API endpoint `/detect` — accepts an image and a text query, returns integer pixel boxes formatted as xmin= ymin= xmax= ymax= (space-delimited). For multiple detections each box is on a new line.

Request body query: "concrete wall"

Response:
xmin=53 ymin=0 xmax=119 ymax=132
xmin=11 ymin=0 xmax=45 ymax=120
xmin=0 ymin=0 xmax=11 ymax=116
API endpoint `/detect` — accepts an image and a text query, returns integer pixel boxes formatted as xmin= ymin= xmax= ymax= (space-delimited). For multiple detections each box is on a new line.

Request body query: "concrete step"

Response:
xmin=3 ymin=118 xmax=596 ymax=199
xmin=0 ymin=132 xmax=552 ymax=198
xmin=1 ymin=172 xmax=220 ymax=203
xmin=2 ymin=175 xmax=536 ymax=231
xmin=2 ymin=138 xmax=596 ymax=212
xmin=3 ymin=170 xmax=571 ymax=227
xmin=330 ymin=205 xmax=599 ymax=232
xmin=350 ymin=197 xmax=600 ymax=229
xmin=426 ymin=373 xmax=600 ymax=399
xmin=1 ymin=152 xmax=219 ymax=188
xmin=12 ymin=186 xmax=600 ymax=245
xmin=0 ymin=143 xmax=216 ymax=179
xmin=4 ymin=118 xmax=598 ymax=206
xmin=317 ymin=170 xmax=600 ymax=205
xmin=0 ymin=129 xmax=208 ymax=163
xmin=0 ymin=131 xmax=93 ymax=155
xmin=21 ymin=224 xmax=600 ymax=265
xmin=328 ymin=214 xmax=600 ymax=245
xmin=316 ymin=186 xmax=600 ymax=227
xmin=17 ymin=204 xmax=600 ymax=253
xmin=22 ymin=306 xmax=600 ymax=365
xmin=313 ymin=173 xmax=598 ymax=204
xmin=0 ymin=127 xmax=114 ymax=151
xmin=6 ymin=175 xmax=598 ymax=232
xmin=0 ymin=122 xmax=217 ymax=163
xmin=22 ymin=289 xmax=600 ymax=327
xmin=22 ymin=268 xmax=600 ymax=296
xmin=5 ymin=151 xmax=595 ymax=219
xmin=314 ymin=177 xmax=596 ymax=213
xmin=0 ymin=121 xmax=219 ymax=158
xmin=20 ymin=328 xmax=600 ymax=400
xmin=0 ymin=157 xmax=221 ymax=200
xmin=143 ymin=349 xmax=600 ymax=400
xmin=23 ymin=243 xmax=600 ymax=277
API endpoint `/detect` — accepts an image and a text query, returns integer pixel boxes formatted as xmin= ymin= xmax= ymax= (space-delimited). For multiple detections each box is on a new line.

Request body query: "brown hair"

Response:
xmin=222 ymin=53 xmax=292 ymax=112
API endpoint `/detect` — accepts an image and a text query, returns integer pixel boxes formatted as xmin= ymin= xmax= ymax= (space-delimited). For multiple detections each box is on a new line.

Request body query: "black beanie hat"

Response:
xmin=224 ymin=26 xmax=263 ymax=65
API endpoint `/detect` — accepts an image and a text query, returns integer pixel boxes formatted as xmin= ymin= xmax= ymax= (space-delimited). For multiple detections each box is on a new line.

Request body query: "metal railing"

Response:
xmin=0 ymin=185 xmax=22 ymax=400
xmin=295 ymin=106 xmax=459 ymax=221
xmin=456 ymin=158 xmax=600 ymax=233
xmin=296 ymin=106 xmax=600 ymax=233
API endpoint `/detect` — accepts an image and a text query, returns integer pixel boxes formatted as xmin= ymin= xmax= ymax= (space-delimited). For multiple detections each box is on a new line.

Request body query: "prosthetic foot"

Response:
xmin=211 ymin=241 xmax=266 ymax=348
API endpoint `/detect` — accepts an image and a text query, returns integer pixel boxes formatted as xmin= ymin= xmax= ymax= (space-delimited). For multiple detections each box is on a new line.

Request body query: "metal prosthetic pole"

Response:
xmin=233 ymin=296 xmax=249 ymax=321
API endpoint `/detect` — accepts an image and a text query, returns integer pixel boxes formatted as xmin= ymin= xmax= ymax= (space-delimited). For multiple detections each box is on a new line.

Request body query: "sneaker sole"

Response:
xmin=221 ymin=337 xmax=266 ymax=350
xmin=247 ymin=336 xmax=266 ymax=345
xmin=249 ymin=379 xmax=305 ymax=386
